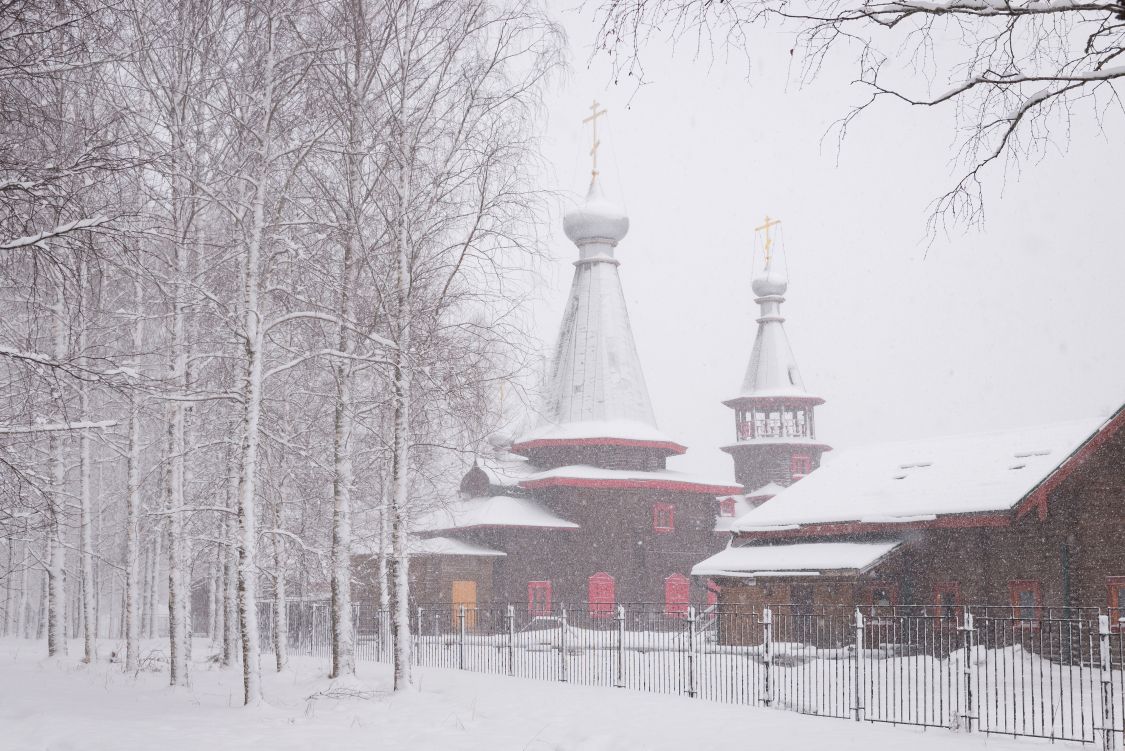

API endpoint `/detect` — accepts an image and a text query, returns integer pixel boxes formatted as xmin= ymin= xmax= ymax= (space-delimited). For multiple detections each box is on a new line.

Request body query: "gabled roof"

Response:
xmin=714 ymin=494 xmax=756 ymax=533
xmin=747 ymin=482 xmax=787 ymax=500
xmin=731 ymin=411 xmax=1121 ymax=537
xmin=692 ymin=540 xmax=902 ymax=578
xmin=352 ymin=536 xmax=506 ymax=558
xmin=512 ymin=177 xmax=683 ymax=457
xmin=521 ymin=464 xmax=742 ymax=496
xmin=412 ymin=495 xmax=579 ymax=533
xmin=714 ymin=483 xmax=785 ymax=532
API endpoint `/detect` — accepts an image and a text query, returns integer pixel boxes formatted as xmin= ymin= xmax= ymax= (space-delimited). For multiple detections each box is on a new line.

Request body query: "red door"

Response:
xmin=588 ymin=572 xmax=615 ymax=618
xmin=664 ymin=573 xmax=690 ymax=617
xmin=528 ymin=580 xmax=552 ymax=616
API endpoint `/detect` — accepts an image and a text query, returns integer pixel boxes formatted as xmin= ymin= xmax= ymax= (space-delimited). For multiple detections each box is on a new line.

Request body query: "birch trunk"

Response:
xmin=232 ymin=113 xmax=273 ymax=703
xmin=17 ymin=545 xmax=30 ymax=638
xmin=14 ymin=542 xmax=30 ymax=637
xmin=3 ymin=543 xmax=13 ymax=636
xmin=329 ymin=246 xmax=356 ymax=678
xmin=271 ymin=501 xmax=287 ymax=672
xmin=77 ymin=260 xmax=95 ymax=663
xmin=124 ymin=279 xmax=143 ymax=670
xmin=146 ymin=527 xmax=162 ymax=639
xmin=391 ymin=155 xmax=414 ymax=691
xmin=223 ymin=457 xmax=239 ymax=666
xmin=378 ymin=490 xmax=390 ymax=611
xmin=165 ymin=415 xmax=189 ymax=686
xmin=46 ymin=290 xmax=67 ymax=657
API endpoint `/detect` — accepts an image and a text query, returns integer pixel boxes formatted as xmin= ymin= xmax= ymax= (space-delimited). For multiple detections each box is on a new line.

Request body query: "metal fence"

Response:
xmin=259 ymin=601 xmax=1125 ymax=748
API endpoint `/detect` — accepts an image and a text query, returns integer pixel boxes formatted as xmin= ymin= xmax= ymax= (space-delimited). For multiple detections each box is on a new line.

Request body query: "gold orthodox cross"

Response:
xmin=583 ymin=99 xmax=607 ymax=178
xmin=755 ymin=215 xmax=782 ymax=266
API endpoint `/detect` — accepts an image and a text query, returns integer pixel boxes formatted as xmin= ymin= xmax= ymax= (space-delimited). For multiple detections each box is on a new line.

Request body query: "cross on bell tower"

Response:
xmin=720 ymin=220 xmax=830 ymax=497
xmin=582 ymin=100 xmax=607 ymax=179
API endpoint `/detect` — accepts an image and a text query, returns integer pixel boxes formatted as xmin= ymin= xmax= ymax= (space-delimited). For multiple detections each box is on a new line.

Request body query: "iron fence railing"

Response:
xmin=256 ymin=601 xmax=1125 ymax=748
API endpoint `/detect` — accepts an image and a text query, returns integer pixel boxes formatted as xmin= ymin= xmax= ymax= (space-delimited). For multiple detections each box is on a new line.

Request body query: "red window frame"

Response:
xmin=1009 ymin=580 xmax=1043 ymax=627
xmin=1108 ymin=576 xmax=1125 ymax=632
xmin=790 ymin=453 xmax=812 ymax=478
xmin=933 ymin=581 xmax=962 ymax=623
xmin=665 ymin=573 xmax=690 ymax=617
xmin=719 ymin=497 xmax=737 ymax=517
xmin=528 ymin=580 xmax=552 ymax=616
xmin=652 ymin=502 xmax=675 ymax=533
xmin=587 ymin=572 xmax=615 ymax=618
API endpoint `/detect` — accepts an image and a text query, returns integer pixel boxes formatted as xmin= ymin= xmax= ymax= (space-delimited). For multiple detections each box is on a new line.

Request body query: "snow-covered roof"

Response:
xmin=477 ymin=451 xmax=533 ymax=488
xmin=514 ymin=176 xmax=681 ymax=455
xmin=412 ymin=495 xmax=579 ymax=533
xmin=725 ymin=436 xmax=828 ymax=448
xmin=747 ymin=482 xmax=787 ymax=499
xmin=352 ymin=535 xmax=506 ymax=558
xmin=513 ymin=420 xmax=683 ymax=452
xmin=410 ymin=536 xmax=506 ymax=558
xmin=732 ymin=417 xmax=1110 ymax=532
xmin=714 ymin=494 xmax=756 ymax=533
xmin=692 ymin=541 xmax=902 ymax=578
xmin=522 ymin=465 xmax=742 ymax=495
xmin=714 ymin=483 xmax=785 ymax=532
xmin=725 ymin=258 xmax=821 ymax=406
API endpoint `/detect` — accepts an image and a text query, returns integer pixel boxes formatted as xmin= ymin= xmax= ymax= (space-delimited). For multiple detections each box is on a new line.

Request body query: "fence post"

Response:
xmin=762 ymin=606 xmax=773 ymax=707
xmin=415 ymin=606 xmax=423 ymax=666
xmin=559 ymin=606 xmax=568 ymax=682
xmin=1100 ymin=614 xmax=1116 ymax=751
xmin=686 ymin=605 xmax=698 ymax=698
xmin=615 ymin=604 xmax=626 ymax=688
xmin=960 ymin=610 xmax=976 ymax=733
xmin=458 ymin=604 xmax=466 ymax=670
xmin=853 ymin=607 xmax=865 ymax=722
xmin=506 ymin=604 xmax=515 ymax=677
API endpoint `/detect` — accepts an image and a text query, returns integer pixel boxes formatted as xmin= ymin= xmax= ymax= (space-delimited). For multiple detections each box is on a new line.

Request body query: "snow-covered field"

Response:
xmin=0 ymin=637 xmax=1092 ymax=751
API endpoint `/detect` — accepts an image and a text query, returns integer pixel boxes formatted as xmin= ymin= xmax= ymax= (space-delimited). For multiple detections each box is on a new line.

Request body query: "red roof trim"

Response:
xmin=721 ymin=441 xmax=833 ymax=453
xmin=1015 ymin=405 xmax=1125 ymax=521
xmin=521 ymin=476 xmax=742 ymax=495
xmin=736 ymin=512 xmax=1011 ymax=540
xmin=723 ymin=395 xmax=826 ymax=408
xmin=510 ymin=436 xmax=688 ymax=456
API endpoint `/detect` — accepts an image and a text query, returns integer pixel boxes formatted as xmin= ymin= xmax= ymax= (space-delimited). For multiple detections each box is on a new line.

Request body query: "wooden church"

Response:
xmin=694 ymin=228 xmax=1125 ymax=617
xmin=365 ymin=165 xmax=741 ymax=614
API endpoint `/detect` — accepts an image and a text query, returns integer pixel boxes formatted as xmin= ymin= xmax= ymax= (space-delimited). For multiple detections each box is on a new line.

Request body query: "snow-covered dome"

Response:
xmin=752 ymin=267 xmax=788 ymax=297
xmin=563 ymin=177 xmax=629 ymax=247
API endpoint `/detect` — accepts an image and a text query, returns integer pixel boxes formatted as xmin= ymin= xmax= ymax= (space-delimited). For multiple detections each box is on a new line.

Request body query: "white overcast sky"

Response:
xmin=524 ymin=4 xmax=1125 ymax=480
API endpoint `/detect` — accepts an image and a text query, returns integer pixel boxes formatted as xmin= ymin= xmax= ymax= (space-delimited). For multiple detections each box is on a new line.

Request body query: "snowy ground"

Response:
xmin=0 ymin=638 xmax=1089 ymax=751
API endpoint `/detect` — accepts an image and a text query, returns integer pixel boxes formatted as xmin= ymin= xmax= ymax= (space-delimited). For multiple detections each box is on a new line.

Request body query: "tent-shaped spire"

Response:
xmin=726 ymin=248 xmax=823 ymax=406
xmin=512 ymin=176 xmax=684 ymax=456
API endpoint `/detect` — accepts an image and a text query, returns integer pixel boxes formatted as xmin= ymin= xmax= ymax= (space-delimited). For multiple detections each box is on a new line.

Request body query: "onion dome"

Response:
xmin=563 ymin=177 xmax=629 ymax=251
xmin=752 ymin=266 xmax=788 ymax=297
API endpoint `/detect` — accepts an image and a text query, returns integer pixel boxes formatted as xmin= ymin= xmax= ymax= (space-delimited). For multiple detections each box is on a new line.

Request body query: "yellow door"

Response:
xmin=451 ymin=580 xmax=477 ymax=629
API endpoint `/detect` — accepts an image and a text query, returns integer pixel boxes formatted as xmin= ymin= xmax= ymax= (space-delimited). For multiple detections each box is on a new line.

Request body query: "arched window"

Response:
xmin=588 ymin=572 xmax=615 ymax=618
xmin=664 ymin=573 xmax=690 ymax=617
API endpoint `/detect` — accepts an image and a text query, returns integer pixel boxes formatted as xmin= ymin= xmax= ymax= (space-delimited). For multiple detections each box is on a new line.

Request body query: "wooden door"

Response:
xmin=451 ymin=580 xmax=477 ymax=629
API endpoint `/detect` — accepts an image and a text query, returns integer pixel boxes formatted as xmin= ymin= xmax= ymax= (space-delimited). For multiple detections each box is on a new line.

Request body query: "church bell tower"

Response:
xmin=721 ymin=218 xmax=830 ymax=494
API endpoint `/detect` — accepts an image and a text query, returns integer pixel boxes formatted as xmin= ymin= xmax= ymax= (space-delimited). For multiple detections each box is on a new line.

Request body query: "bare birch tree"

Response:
xmin=593 ymin=0 xmax=1125 ymax=226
